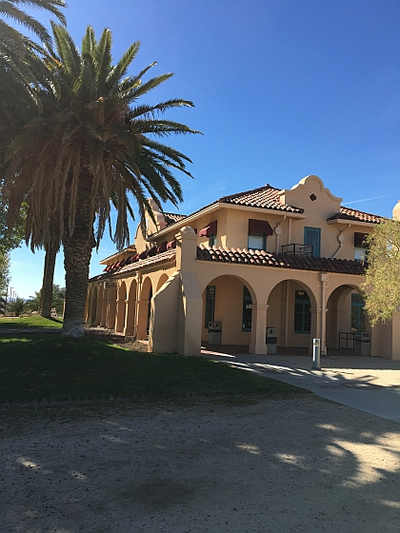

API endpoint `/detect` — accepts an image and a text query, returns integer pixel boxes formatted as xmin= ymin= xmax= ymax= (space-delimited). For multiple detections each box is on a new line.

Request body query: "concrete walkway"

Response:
xmin=201 ymin=347 xmax=400 ymax=424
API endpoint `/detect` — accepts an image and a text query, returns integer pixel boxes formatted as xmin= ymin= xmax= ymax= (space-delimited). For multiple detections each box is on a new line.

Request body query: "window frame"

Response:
xmin=294 ymin=289 xmax=311 ymax=334
xmin=304 ymin=227 xmax=321 ymax=258
xmin=204 ymin=285 xmax=216 ymax=328
xmin=242 ymin=286 xmax=252 ymax=332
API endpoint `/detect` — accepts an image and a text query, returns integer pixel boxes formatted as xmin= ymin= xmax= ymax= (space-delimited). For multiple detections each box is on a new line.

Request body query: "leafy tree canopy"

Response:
xmin=361 ymin=219 xmax=400 ymax=326
xmin=0 ymin=251 xmax=9 ymax=296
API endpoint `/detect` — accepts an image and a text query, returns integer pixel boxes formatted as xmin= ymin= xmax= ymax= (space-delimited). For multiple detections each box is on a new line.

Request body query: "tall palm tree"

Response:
xmin=5 ymin=24 xmax=200 ymax=337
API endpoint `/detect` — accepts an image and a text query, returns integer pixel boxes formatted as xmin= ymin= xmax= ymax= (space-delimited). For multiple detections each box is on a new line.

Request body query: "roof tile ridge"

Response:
xmin=339 ymin=205 xmax=383 ymax=218
xmin=219 ymin=183 xmax=278 ymax=202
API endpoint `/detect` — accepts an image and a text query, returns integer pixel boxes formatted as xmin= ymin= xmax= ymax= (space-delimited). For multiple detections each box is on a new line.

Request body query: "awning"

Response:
xmin=157 ymin=241 xmax=167 ymax=253
xmin=354 ymin=232 xmax=368 ymax=247
xmin=199 ymin=220 xmax=217 ymax=237
xmin=248 ymin=219 xmax=273 ymax=236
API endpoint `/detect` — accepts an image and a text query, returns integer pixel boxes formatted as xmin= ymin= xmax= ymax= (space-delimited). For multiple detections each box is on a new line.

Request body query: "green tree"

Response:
xmin=0 ymin=252 xmax=10 ymax=296
xmin=5 ymin=24 xmax=199 ymax=337
xmin=361 ymin=219 xmax=400 ymax=325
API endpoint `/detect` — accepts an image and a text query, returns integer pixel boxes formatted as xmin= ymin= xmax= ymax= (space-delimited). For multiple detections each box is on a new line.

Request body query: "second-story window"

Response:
xmin=354 ymin=232 xmax=368 ymax=262
xmin=304 ymin=227 xmax=321 ymax=258
xmin=248 ymin=219 xmax=273 ymax=251
xmin=199 ymin=221 xmax=217 ymax=247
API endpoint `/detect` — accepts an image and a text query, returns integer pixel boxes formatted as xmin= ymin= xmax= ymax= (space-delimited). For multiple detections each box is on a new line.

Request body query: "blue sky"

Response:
xmin=8 ymin=0 xmax=400 ymax=298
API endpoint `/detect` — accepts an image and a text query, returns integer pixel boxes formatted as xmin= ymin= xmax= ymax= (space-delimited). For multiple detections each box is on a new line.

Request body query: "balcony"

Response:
xmin=281 ymin=243 xmax=313 ymax=257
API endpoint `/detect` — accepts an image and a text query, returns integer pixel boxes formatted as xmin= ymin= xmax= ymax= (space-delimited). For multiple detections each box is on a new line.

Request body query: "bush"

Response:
xmin=7 ymin=297 xmax=27 ymax=317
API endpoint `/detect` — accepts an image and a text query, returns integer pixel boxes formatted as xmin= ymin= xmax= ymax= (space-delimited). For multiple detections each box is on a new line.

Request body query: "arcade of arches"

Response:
xmin=86 ymin=227 xmax=399 ymax=360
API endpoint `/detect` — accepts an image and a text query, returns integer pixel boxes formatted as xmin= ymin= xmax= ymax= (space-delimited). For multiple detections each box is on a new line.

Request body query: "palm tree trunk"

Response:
xmin=62 ymin=187 xmax=95 ymax=338
xmin=38 ymin=241 xmax=58 ymax=318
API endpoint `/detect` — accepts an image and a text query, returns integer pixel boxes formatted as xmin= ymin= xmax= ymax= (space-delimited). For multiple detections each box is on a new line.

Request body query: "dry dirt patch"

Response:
xmin=1 ymin=397 xmax=400 ymax=532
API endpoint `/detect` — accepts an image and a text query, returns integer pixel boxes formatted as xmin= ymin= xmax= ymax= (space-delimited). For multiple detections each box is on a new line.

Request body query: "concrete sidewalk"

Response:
xmin=201 ymin=348 xmax=400 ymax=424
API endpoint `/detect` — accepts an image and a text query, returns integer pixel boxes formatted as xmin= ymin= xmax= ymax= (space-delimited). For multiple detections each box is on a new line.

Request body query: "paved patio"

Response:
xmin=201 ymin=344 xmax=400 ymax=424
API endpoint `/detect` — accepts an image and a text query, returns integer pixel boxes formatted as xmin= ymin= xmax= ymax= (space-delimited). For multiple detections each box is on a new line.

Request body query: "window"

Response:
xmin=294 ymin=290 xmax=311 ymax=334
xmin=209 ymin=234 xmax=217 ymax=247
xmin=204 ymin=285 xmax=216 ymax=327
xmin=354 ymin=232 xmax=368 ymax=262
xmin=242 ymin=286 xmax=252 ymax=331
xmin=351 ymin=293 xmax=366 ymax=332
xmin=248 ymin=234 xmax=266 ymax=250
xmin=304 ymin=227 xmax=321 ymax=258
xmin=199 ymin=221 xmax=217 ymax=247
xmin=247 ymin=219 xmax=273 ymax=251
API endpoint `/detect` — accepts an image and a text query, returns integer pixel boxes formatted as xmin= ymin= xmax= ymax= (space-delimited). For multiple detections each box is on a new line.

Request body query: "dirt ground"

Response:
xmin=1 ymin=397 xmax=400 ymax=533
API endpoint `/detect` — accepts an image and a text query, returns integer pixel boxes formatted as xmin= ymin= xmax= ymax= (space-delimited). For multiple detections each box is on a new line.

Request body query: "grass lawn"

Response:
xmin=0 ymin=316 xmax=63 ymax=329
xmin=0 ymin=333 xmax=308 ymax=404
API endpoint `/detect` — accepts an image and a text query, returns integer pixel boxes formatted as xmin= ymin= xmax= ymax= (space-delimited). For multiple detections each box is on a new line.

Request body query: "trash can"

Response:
xmin=354 ymin=331 xmax=370 ymax=356
xmin=208 ymin=321 xmax=222 ymax=344
xmin=266 ymin=326 xmax=277 ymax=355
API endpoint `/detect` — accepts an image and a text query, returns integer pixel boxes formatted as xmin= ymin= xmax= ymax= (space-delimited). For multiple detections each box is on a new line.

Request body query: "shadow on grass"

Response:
xmin=0 ymin=334 xmax=307 ymax=404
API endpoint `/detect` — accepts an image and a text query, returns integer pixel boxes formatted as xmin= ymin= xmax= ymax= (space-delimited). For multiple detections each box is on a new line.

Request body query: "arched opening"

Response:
xmin=124 ymin=280 xmax=137 ymax=336
xmin=105 ymin=284 xmax=117 ymax=329
xmin=267 ymin=279 xmax=318 ymax=351
xmin=326 ymin=285 xmax=369 ymax=351
xmin=115 ymin=282 xmax=127 ymax=333
xmin=137 ymin=277 xmax=153 ymax=340
xmin=201 ymin=275 xmax=256 ymax=351
xmin=156 ymin=274 xmax=169 ymax=292
xmin=95 ymin=284 xmax=104 ymax=325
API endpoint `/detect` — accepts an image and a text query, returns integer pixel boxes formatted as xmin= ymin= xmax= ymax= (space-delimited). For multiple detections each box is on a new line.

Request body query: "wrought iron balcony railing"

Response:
xmin=281 ymin=243 xmax=313 ymax=257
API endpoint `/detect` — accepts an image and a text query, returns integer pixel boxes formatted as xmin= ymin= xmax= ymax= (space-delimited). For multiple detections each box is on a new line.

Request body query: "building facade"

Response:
xmin=86 ymin=175 xmax=400 ymax=360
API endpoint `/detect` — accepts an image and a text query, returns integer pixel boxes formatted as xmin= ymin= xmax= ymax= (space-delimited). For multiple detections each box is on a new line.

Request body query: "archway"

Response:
xmin=137 ymin=277 xmax=153 ymax=340
xmin=156 ymin=273 xmax=169 ymax=292
xmin=94 ymin=284 xmax=104 ymax=325
xmin=267 ymin=279 xmax=318 ymax=350
xmin=115 ymin=281 xmax=127 ymax=333
xmin=326 ymin=284 xmax=368 ymax=350
xmin=124 ymin=280 xmax=137 ymax=336
xmin=201 ymin=274 xmax=256 ymax=350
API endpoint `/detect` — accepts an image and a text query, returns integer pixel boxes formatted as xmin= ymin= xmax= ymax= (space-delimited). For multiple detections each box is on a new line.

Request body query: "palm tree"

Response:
xmin=0 ymin=0 xmax=66 ymax=107
xmin=5 ymin=24 xmax=200 ymax=337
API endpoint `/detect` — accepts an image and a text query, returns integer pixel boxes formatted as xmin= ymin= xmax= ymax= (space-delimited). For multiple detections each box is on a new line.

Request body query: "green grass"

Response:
xmin=0 ymin=316 xmax=63 ymax=329
xmin=0 ymin=334 xmax=308 ymax=404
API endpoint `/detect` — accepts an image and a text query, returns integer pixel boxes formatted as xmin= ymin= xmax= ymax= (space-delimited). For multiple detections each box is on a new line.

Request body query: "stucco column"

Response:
xmin=309 ymin=307 xmax=320 ymax=355
xmin=249 ymin=304 xmax=269 ymax=355
xmin=175 ymin=227 xmax=202 ymax=356
xmin=319 ymin=273 xmax=329 ymax=356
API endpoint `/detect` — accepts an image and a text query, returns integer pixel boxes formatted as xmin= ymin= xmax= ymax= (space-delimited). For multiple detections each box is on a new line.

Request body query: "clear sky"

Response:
xmin=8 ymin=0 xmax=400 ymax=298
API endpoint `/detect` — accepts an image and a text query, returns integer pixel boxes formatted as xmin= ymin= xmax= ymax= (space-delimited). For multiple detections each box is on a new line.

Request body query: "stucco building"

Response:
xmin=86 ymin=174 xmax=400 ymax=360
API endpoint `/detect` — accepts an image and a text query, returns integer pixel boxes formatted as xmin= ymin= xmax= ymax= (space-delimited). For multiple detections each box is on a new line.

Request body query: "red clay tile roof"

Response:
xmin=196 ymin=245 xmax=365 ymax=275
xmin=164 ymin=212 xmax=187 ymax=225
xmin=328 ymin=207 xmax=383 ymax=224
xmin=219 ymin=185 xmax=304 ymax=213
xmin=119 ymin=249 xmax=176 ymax=273
xmin=89 ymin=249 xmax=176 ymax=282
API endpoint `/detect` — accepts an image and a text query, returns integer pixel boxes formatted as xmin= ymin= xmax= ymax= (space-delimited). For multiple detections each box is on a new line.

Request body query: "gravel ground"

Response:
xmin=1 ymin=397 xmax=400 ymax=533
